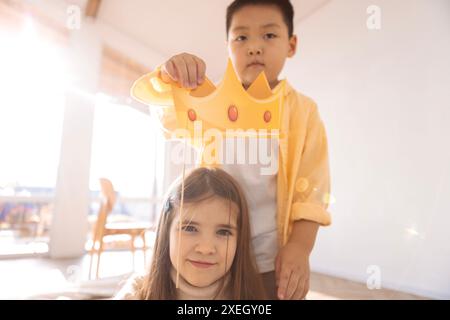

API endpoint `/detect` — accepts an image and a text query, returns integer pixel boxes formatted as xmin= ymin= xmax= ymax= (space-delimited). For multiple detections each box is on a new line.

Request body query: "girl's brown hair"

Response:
xmin=138 ymin=167 xmax=267 ymax=300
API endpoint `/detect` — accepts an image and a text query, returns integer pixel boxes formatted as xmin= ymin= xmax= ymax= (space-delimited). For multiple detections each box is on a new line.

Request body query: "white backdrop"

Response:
xmin=284 ymin=0 xmax=450 ymax=299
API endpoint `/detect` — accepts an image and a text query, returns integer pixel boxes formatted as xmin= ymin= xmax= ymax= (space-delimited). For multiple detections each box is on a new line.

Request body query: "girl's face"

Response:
xmin=169 ymin=196 xmax=238 ymax=287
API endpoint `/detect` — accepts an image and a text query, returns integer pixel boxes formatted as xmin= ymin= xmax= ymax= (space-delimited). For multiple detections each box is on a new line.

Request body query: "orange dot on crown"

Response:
xmin=264 ymin=111 xmax=272 ymax=123
xmin=228 ymin=105 xmax=238 ymax=122
xmin=187 ymin=109 xmax=197 ymax=121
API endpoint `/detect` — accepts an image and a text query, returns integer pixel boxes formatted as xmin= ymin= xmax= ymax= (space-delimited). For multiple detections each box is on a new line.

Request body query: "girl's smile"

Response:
xmin=188 ymin=259 xmax=218 ymax=269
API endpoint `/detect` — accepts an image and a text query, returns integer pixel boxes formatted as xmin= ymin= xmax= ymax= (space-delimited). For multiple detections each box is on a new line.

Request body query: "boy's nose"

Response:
xmin=247 ymin=48 xmax=262 ymax=56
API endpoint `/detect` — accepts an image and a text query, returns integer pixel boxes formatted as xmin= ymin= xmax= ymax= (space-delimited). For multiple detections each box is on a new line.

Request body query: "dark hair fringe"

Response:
xmin=226 ymin=0 xmax=295 ymax=38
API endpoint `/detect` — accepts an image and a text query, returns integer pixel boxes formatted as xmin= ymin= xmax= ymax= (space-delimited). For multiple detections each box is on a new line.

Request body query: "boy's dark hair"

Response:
xmin=226 ymin=0 xmax=294 ymax=38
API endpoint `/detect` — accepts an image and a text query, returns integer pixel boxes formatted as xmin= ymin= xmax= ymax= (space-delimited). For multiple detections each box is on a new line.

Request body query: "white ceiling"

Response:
xmin=96 ymin=0 xmax=331 ymax=80
xmin=26 ymin=0 xmax=330 ymax=80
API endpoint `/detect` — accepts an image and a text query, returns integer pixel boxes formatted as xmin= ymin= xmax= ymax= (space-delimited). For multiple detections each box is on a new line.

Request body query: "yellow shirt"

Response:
xmin=131 ymin=68 xmax=332 ymax=246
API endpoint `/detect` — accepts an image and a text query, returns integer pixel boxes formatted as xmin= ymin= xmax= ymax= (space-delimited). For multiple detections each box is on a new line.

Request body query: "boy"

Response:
xmin=136 ymin=0 xmax=332 ymax=299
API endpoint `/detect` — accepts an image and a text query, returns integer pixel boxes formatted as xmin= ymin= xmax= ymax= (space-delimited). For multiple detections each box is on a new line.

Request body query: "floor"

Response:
xmin=0 ymin=230 xmax=50 ymax=256
xmin=0 ymin=250 xmax=428 ymax=300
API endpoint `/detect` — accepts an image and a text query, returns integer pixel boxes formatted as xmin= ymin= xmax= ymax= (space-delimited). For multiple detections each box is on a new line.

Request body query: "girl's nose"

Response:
xmin=194 ymin=241 xmax=216 ymax=255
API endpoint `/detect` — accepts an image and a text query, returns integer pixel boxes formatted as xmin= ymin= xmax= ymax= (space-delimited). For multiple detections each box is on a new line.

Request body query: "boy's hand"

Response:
xmin=275 ymin=242 xmax=310 ymax=300
xmin=160 ymin=53 xmax=206 ymax=89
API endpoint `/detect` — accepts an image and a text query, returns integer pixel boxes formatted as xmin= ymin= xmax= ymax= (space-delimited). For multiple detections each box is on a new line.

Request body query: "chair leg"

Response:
xmin=142 ymin=232 xmax=147 ymax=267
xmin=131 ymin=235 xmax=136 ymax=271
xmin=88 ymin=241 xmax=97 ymax=280
xmin=96 ymin=239 xmax=104 ymax=279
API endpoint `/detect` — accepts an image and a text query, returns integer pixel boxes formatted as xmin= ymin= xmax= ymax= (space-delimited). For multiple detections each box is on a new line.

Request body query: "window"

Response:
xmin=0 ymin=18 xmax=66 ymax=255
xmin=89 ymin=96 xmax=165 ymax=227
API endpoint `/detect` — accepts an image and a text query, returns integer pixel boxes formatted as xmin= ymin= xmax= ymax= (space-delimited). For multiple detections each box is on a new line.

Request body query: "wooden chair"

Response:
xmin=88 ymin=178 xmax=153 ymax=279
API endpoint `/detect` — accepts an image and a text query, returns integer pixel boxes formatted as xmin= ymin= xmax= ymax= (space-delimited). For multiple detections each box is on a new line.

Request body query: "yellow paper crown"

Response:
xmin=131 ymin=58 xmax=285 ymax=139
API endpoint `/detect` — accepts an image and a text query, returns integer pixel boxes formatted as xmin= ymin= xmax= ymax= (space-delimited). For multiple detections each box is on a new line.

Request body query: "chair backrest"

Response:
xmin=92 ymin=178 xmax=117 ymax=245
xmin=99 ymin=178 xmax=117 ymax=212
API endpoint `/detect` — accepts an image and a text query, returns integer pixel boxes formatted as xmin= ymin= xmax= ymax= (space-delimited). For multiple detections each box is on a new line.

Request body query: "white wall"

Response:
xmin=284 ymin=0 xmax=450 ymax=299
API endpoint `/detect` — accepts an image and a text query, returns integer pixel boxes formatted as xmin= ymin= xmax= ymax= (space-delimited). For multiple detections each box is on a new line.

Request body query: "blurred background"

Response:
xmin=0 ymin=0 xmax=449 ymax=299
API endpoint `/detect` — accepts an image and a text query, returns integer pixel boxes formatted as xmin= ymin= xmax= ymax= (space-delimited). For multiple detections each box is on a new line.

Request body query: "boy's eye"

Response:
xmin=235 ymin=35 xmax=247 ymax=41
xmin=264 ymin=33 xmax=277 ymax=39
xmin=182 ymin=225 xmax=197 ymax=233
xmin=217 ymin=229 xmax=233 ymax=237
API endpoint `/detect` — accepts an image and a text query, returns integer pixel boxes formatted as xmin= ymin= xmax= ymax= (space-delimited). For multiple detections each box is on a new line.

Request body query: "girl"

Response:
xmin=115 ymin=167 xmax=267 ymax=299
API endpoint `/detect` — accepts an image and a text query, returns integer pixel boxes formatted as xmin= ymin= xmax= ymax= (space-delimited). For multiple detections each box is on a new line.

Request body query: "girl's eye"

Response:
xmin=264 ymin=33 xmax=277 ymax=39
xmin=217 ymin=229 xmax=233 ymax=237
xmin=182 ymin=225 xmax=197 ymax=233
xmin=235 ymin=35 xmax=247 ymax=41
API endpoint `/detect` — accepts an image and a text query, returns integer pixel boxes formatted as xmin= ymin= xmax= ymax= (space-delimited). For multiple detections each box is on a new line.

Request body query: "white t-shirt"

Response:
xmin=218 ymin=136 xmax=279 ymax=273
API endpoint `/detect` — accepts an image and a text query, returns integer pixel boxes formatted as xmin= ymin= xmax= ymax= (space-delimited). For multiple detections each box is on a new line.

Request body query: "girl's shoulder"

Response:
xmin=113 ymin=273 xmax=147 ymax=300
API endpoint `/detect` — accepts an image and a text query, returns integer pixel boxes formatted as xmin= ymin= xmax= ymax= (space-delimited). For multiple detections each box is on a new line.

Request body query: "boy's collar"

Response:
xmin=282 ymin=80 xmax=295 ymax=96
xmin=271 ymin=79 xmax=294 ymax=97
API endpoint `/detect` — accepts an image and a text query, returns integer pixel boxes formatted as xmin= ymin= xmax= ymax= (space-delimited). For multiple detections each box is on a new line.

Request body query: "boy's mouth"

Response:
xmin=247 ymin=61 xmax=265 ymax=68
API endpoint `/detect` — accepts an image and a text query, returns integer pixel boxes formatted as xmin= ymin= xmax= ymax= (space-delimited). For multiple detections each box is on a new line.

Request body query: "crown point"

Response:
xmin=264 ymin=111 xmax=272 ymax=123
xmin=246 ymin=70 xmax=272 ymax=99
xmin=228 ymin=105 xmax=238 ymax=122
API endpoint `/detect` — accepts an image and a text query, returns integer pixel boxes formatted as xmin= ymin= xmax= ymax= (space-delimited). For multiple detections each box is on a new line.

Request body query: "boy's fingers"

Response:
xmin=275 ymin=254 xmax=281 ymax=283
xmin=285 ymin=270 xmax=300 ymax=300
xmin=167 ymin=60 xmax=179 ymax=81
xmin=301 ymin=280 xmax=309 ymax=299
xmin=194 ymin=56 xmax=206 ymax=84
xmin=160 ymin=69 xmax=171 ymax=83
xmin=182 ymin=55 xmax=198 ymax=88
xmin=297 ymin=278 xmax=309 ymax=300
xmin=161 ymin=61 xmax=177 ymax=83
xmin=293 ymin=277 xmax=307 ymax=300
xmin=276 ymin=268 xmax=292 ymax=300
xmin=172 ymin=56 xmax=189 ymax=88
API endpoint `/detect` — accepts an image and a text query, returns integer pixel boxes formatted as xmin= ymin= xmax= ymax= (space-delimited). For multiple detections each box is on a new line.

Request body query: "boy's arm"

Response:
xmin=288 ymin=220 xmax=319 ymax=254
xmin=289 ymin=101 xmax=331 ymax=227
xmin=288 ymin=100 xmax=331 ymax=247
xmin=276 ymin=101 xmax=331 ymax=300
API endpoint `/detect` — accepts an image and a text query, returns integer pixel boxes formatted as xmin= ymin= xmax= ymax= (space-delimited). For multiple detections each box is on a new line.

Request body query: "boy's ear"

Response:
xmin=287 ymin=35 xmax=298 ymax=58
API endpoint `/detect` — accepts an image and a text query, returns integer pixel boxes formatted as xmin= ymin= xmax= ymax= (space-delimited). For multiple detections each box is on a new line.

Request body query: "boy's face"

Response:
xmin=227 ymin=4 xmax=297 ymax=89
xmin=169 ymin=197 xmax=238 ymax=287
